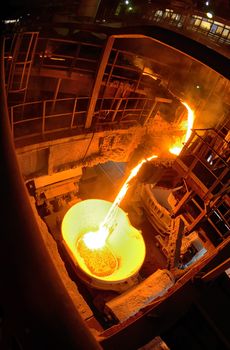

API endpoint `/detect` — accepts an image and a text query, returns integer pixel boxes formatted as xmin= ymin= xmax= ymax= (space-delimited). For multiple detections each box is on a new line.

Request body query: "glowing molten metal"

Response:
xmin=82 ymin=155 xmax=158 ymax=251
xmin=62 ymin=155 xmax=157 ymax=281
xmin=169 ymin=102 xmax=194 ymax=155
xmin=62 ymin=199 xmax=146 ymax=285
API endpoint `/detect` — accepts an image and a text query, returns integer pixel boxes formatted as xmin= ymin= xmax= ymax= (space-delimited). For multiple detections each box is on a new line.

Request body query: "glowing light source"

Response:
xmin=183 ymin=102 xmax=194 ymax=142
xmin=50 ymin=57 xmax=66 ymax=61
xmin=81 ymin=226 xmax=108 ymax=250
xmin=62 ymin=199 xmax=146 ymax=284
xmin=169 ymin=146 xmax=182 ymax=156
xmin=77 ymin=237 xmax=118 ymax=277
xmin=62 ymin=156 xmax=157 ymax=281
xmin=206 ymin=12 xmax=213 ymax=19
xmin=82 ymin=154 xmax=158 ymax=250
xmin=4 ymin=19 xmax=19 ymax=23
xmin=169 ymin=102 xmax=194 ymax=156
xmin=142 ymin=72 xmax=158 ymax=80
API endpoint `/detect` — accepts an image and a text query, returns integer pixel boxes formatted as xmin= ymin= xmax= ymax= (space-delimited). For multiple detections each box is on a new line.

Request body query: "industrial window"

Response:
xmin=215 ymin=22 xmax=225 ymax=34
xmin=171 ymin=13 xmax=181 ymax=21
xmin=222 ymin=28 xmax=229 ymax=37
xmin=200 ymin=19 xmax=212 ymax=31
xmin=192 ymin=15 xmax=202 ymax=27
xmin=154 ymin=10 xmax=163 ymax=17
xmin=163 ymin=9 xmax=173 ymax=19
xmin=170 ymin=13 xmax=183 ymax=26
xmin=210 ymin=24 xmax=218 ymax=34
xmin=194 ymin=18 xmax=201 ymax=27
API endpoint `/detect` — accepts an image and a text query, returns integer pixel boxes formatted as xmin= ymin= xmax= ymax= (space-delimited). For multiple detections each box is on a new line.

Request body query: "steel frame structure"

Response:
xmin=1 ymin=23 xmax=230 ymax=349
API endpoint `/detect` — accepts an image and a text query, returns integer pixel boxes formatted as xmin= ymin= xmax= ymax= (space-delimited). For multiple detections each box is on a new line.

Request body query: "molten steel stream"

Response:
xmin=77 ymin=155 xmax=158 ymax=276
xmin=64 ymin=100 xmax=194 ymax=278
xmin=169 ymin=101 xmax=194 ymax=156
xmin=82 ymin=155 xmax=158 ymax=250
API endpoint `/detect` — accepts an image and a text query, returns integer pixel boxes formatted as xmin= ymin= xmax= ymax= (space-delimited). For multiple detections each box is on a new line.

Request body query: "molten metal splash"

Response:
xmin=82 ymin=155 xmax=158 ymax=250
xmin=169 ymin=102 xmax=194 ymax=155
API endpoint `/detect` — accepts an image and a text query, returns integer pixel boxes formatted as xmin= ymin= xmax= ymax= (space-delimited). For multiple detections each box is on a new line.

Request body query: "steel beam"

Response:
xmin=85 ymin=34 xmax=158 ymax=129
xmin=201 ymin=257 xmax=230 ymax=282
xmin=85 ymin=36 xmax=115 ymax=128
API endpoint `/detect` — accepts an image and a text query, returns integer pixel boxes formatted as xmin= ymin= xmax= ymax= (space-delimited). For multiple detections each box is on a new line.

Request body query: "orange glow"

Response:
xmin=82 ymin=155 xmax=158 ymax=250
xmin=61 ymin=199 xmax=146 ymax=284
xmin=77 ymin=236 xmax=118 ymax=277
xmin=62 ymin=156 xmax=157 ymax=281
xmin=169 ymin=101 xmax=194 ymax=155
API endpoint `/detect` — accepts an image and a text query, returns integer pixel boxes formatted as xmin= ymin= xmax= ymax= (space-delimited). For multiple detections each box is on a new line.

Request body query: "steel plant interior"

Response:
xmin=1 ymin=2 xmax=230 ymax=349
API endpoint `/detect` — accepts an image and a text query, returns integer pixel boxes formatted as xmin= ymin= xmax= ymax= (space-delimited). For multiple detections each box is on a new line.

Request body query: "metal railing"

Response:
xmin=10 ymin=96 xmax=154 ymax=141
xmin=141 ymin=8 xmax=230 ymax=56
xmin=4 ymin=29 xmax=229 ymax=145
xmin=176 ymin=128 xmax=230 ymax=201
xmin=7 ymin=32 xmax=39 ymax=93
xmin=6 ymin=36 xmax=164 ymax=91
xmin=34 ymin=37 xmax=103 ymax=76
xmin=96 ymin=6 xmax=230 ymax=58
xmin=4 ymin=36 xmax=103 ymax=81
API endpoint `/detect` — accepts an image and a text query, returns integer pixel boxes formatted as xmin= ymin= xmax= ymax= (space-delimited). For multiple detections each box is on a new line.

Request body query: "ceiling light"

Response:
xmin=206 ymin=12 xmax=213 ymax=19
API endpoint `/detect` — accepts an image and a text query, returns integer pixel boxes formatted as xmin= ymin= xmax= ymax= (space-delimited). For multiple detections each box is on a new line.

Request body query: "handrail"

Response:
xmin=0 ymin=35 xmax=101 ymax=349
xmin=141 ymin=11 xmax=230 ymax=57
xmin=11 ymin=96 xmax=154 ymax=143
xmin=96 ymin=6 xmax=230 ymax=57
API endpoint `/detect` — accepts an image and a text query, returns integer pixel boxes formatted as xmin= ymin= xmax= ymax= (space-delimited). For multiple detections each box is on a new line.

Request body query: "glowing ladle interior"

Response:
xmin=61 ymin=199 xmax=146 ymax=283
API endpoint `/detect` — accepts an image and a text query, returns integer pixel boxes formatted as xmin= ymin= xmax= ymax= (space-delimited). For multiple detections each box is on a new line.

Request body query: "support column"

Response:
xmin=85 ymin=36 xmax=115 ymax=128
xmin=51 ymin=77 xmax=62 ymax=114
xmin=85 ymin=33 xmax=155 ymax=129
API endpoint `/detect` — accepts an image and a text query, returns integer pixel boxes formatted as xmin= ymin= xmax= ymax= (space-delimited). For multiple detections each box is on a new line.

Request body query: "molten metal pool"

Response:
xmin=61 ymin=199 xmax=146 ymax=289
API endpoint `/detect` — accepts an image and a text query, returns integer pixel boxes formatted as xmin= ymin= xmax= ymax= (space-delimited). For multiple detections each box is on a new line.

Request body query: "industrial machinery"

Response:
xmin=1 ymin=8 xmax=230 ymax=349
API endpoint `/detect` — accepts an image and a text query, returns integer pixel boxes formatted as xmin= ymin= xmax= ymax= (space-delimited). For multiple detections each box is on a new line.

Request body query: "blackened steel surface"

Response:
xmin=0 ymin=36 xmax=101 ymax=350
